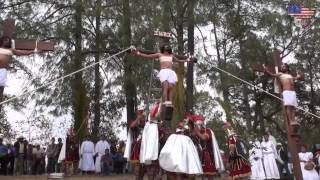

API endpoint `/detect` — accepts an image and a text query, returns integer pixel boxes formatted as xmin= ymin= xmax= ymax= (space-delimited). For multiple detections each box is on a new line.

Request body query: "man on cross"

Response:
xmin=0 ymin=36 xmax=37 ymax=103
xmin=131 ymin=44 xmax=193 ymax=106
xmin=263 ymin=63 xmax=301 ymax=128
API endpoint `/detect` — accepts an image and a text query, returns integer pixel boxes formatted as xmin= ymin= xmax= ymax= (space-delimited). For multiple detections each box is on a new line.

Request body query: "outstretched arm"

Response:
xmin=11 ymin=49 xmax=35 ymax=56
xmin=293 ymin=73 xmax=302 ymax=80
xmin=132 ymin=49 xmax=160 ymax=59
xmin=263 ymin=64 xmax=281 ymax=77
xmin=173 ymin=56 xmax=190 ymax=63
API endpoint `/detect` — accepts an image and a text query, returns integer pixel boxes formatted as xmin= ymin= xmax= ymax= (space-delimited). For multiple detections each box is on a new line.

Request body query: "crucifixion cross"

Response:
xmin=1 ymin=19 xmax=54 ymax=51
xmin=251 ymin=49 xmax=303 ymax=93
xmin=251 ymin=49 xmax=303 ymax=180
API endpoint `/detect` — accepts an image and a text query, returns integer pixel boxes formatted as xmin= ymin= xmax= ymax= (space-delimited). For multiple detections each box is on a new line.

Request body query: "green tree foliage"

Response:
xmin=0 ymin=0 xmax=319 ymax=148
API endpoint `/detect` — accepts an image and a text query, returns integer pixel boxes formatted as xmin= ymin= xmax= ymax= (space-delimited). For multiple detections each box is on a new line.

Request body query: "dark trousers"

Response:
xmin=7 ymin=156 xmax=14 ymax=175
xmin=0 ymin=156 xmax=8 ymax=175
xmin=47 ymin=157 xmax=56 ymax=173
xmin=32 ymin=159 xmax=41 ymax=175
xmin=277 ymin=162 xmax=291 ymax=177
xmin=102 ymin=162 xmax=111 ymax=175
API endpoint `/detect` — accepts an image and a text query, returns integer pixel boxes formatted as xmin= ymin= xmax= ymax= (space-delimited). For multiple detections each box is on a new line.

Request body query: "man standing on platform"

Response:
xmin=79 ymin=135 xmax=95 ymax=174
xmin=0 ymin=36 xmax=37 ymax=104
xmin=263 ymin=63 xmax=301 ymax=130
xmin=94 ymin=135 xmax=110 ymax=174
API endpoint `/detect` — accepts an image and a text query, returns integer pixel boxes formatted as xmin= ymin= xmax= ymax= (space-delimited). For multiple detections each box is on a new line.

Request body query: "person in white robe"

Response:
xmin=299 ymin=145 xmax=320 ymax=180
xmin=159 ymin=120 xmax=203 ymax=177
xmin=249 ymin=140 xmax=266 ymax=180
xmin=261 ymin=133 xmax=280 ymax=179
xmin=94 ymin=136 xmax=110 ymax=173
xmin=267 ymin=130 xmax=277 ymax=148
xmin=79 ymin=136 xmax=95 ymax=172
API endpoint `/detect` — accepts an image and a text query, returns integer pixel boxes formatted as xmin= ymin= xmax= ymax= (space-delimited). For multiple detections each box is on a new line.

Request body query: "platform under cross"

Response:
xmin=1 ymin=19 xmax=54 ymax=51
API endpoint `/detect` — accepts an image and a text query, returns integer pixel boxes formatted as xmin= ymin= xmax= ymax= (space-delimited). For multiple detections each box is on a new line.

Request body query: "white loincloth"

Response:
xmin=159 ymin=134 xmax=203 ymax=175
xmin=282 ymin=90 xmax=298 ymax=107
xmin=0 ymin=68 xmax=7 ymax=87
xmin=157 ymin=68 xmax=177 ymax=85
xmin=139 ymin=121 xmax=159 ymax=165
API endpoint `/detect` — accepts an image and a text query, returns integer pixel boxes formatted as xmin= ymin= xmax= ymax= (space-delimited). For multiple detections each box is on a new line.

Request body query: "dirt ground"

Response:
xmin=0 ymin=175 xmax=134 ymax=180
xmin=0 ymin=174 xmax=228 ymax=180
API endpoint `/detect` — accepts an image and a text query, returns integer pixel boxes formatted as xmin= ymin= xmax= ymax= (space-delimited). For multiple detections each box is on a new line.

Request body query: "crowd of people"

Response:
xmin=77 ymin=135 xmax=127 ymax=176
xmin=249 ymin=131 xmax=320 ymax=180
xmin=0 ymin=133 xmax=128 ymax=177
xmin=0 ymin=136 xmax=62 ymax=175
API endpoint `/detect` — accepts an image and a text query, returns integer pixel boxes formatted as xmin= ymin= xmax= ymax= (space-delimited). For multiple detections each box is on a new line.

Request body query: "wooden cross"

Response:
xmin=251 ymin=49 xmax=303 ymax=180
xmin=1 ymin=19 xmax=54 ymax=51
xmin=129 ymin=30 xmax=197 ymax=62
xmin=251 ymin=49 xmax=302 ymax=93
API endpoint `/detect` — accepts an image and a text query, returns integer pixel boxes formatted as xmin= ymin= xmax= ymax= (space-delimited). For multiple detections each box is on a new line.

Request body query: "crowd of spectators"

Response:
xmin=0 ymin=134 xmax=127 ymax=176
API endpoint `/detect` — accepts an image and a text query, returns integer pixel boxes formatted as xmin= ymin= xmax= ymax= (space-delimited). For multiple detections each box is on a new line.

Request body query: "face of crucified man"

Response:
xmin=0 ymin=36 xmax=12 ymax=48
xmin=280 ymin=63 xmax=290 ymax=73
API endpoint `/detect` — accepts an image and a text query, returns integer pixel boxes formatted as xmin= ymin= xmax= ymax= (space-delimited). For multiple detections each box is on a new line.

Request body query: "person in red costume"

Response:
xmin=64 ymin=128 xmax=79 ymax=175
xmin=124 ymin=110 xmax=146 ymax=180
xmin=224 ymin=121 xmax=251 ymax=180
xmin=189 ymin=114 xmax=225 ymax=179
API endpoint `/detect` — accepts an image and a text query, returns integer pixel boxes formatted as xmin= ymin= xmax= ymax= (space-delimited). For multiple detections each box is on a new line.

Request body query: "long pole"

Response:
xmin=273 ymin=49 xmax=303 ymax=180
xmin=281 ymin=104 xmax=302 ymax=180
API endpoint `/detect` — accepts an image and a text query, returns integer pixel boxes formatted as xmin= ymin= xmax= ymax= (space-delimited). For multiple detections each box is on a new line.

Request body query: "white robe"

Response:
xmin=159 ymin=134 xmax=202 ymax=175
xmin=140 ymin=122 xmax=159 ymax=165
xmin=79 ymin=140 xmax=95 ymax=171
xmin=249 ymin=141 xmax=266 ymax=180
xmin=58 ymin=138 xmax=66 ymax=163
xmin=299 ymin=152 xmax=320 ymax=180
xmin=261 ymin=140 xmax=280 ymax=179
xmin=94 ymin=140 xmax=110 ymax=172
xmin=124 ymin=130 xmax=133 ymax=161
xmin=209 ymin=129 xmax=225 ymax=172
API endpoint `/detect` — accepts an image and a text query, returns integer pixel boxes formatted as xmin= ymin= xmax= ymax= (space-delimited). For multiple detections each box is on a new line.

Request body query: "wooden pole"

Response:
xmin=273 ymin=49 xmax=303 ymax=180
xmin=281 ymin=102 xmax=303 ymax=180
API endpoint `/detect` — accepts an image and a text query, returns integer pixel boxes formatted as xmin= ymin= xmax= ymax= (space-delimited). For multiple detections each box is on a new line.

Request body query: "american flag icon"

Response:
xmin=288 ymin=4 xmax=316 ymax=19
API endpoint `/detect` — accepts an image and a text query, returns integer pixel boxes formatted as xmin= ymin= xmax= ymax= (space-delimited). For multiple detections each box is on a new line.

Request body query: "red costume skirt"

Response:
xmin=229 ymin=155 xmax=251 ymax=179
xmin=203 ymin=149 xmax=218 ymax=176
xmin=130 ymin=140 xmax=141 ymax=164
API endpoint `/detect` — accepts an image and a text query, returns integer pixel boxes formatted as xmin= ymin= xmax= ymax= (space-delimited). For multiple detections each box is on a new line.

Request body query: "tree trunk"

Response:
xmin=172 ymin=0 xmax=186 ymax=126
xmin=186 ymin=0 xmax=195 ymax=113
xmin=236 ymin=0 xmax=252 ymax=130
xmin=121 ymin=0 xmax=137 ymax=126
xmin=72 ymin=0 xmax=89 ymax=141
xmin=92 ymin=0 xmax=102 ymax=141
